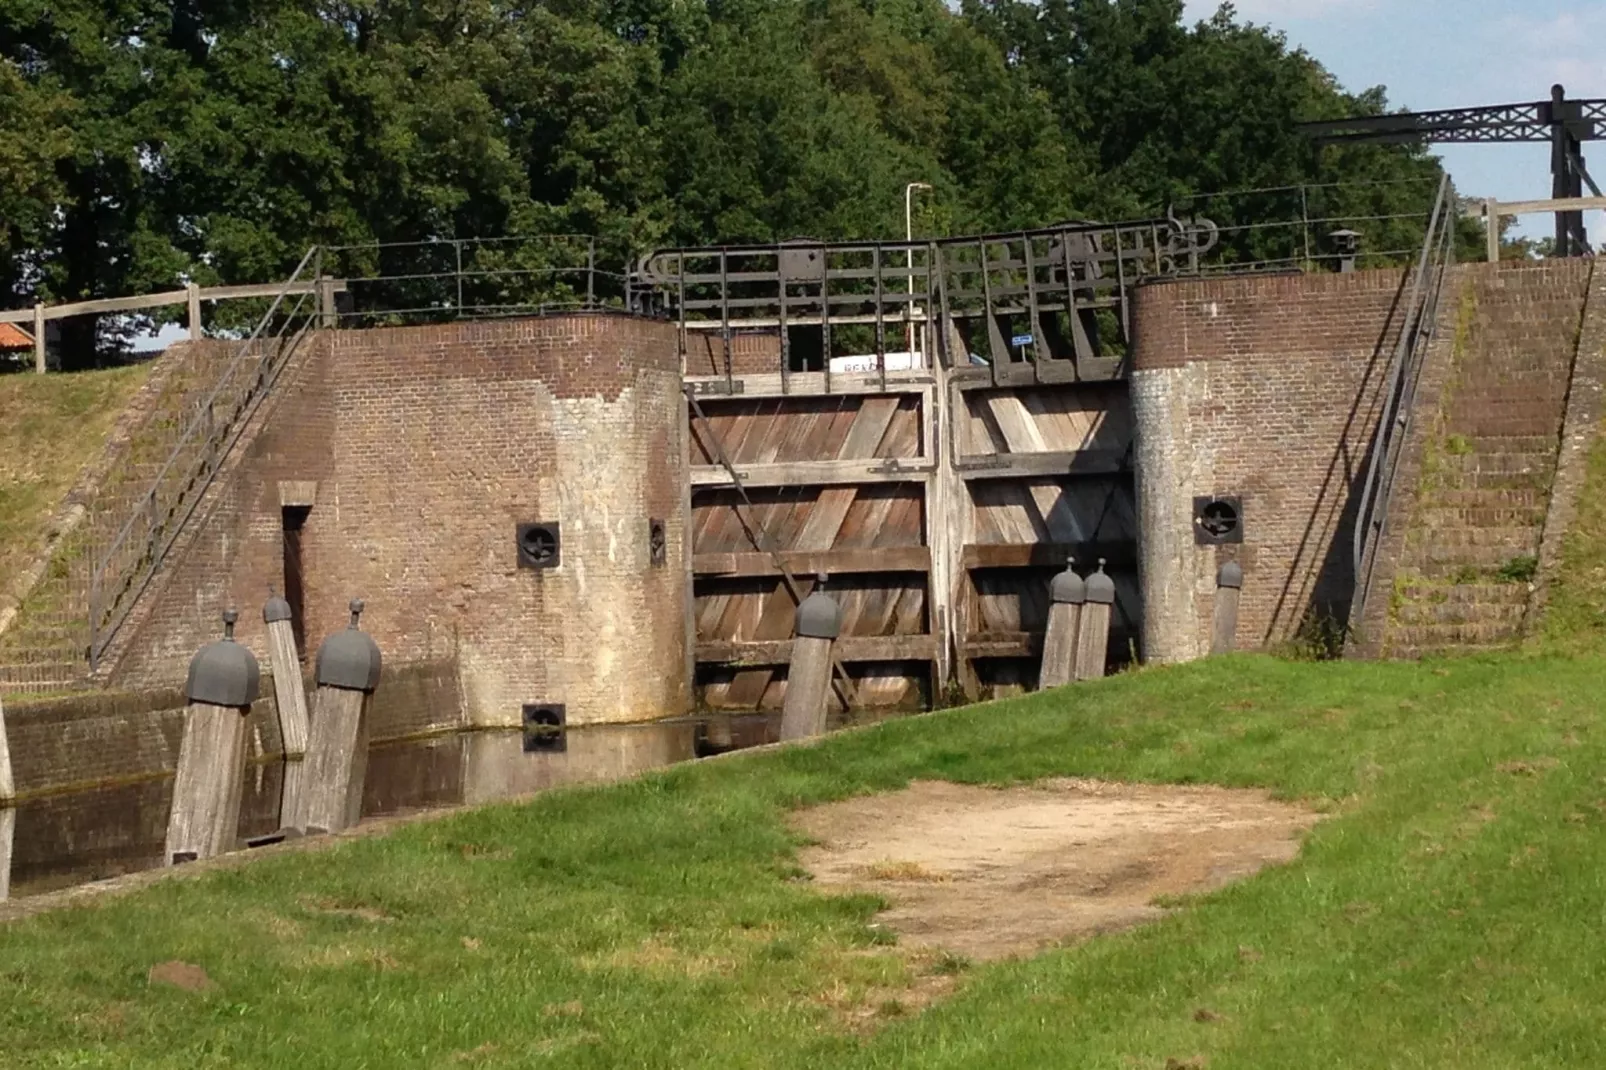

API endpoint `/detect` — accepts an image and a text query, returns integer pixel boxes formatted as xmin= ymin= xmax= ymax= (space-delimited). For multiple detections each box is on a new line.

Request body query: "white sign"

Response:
xmin=827 ymin=351 xmax=920 ymax=374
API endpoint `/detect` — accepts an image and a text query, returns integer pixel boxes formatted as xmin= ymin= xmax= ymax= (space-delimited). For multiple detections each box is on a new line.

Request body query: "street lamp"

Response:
xmin=905 ymin=182 xmax=932 ymax=360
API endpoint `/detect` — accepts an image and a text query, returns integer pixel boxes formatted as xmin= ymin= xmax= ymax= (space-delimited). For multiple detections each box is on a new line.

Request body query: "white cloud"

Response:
xmin=1477 ymin=9 xmax=1606 ymax=98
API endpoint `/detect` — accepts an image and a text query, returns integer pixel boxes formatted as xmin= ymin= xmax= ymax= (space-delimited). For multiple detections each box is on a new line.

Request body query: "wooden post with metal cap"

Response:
xmin=1038 ymin=561 xmax=1085 ymax=690
xmin=263 ymin=590 xmax=311 ymax=828
xmin=0 ymin=692 xmax=14 ymax=900
xmin=166 ymin=610 xmax=261 ymax=864
xmin=1074 ymin=560 xmax=1115 ymax=681
xmin=1210 ymin=561 xmax=1244 ymax=656
xmin=295 ymin=599 xmax=383 ymax=834
xmin=780 ymin=572 xmax=842 ymax=742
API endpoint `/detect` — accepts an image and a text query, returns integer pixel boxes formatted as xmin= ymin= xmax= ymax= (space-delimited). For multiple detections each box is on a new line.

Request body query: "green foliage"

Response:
xmin=1496 ymin=555 xmax=1538 ymax=584
xmin=2 ymin=0 xmax=1455 ymax=365
xmin=1540 ymin=415 xmax=1606 ymax=653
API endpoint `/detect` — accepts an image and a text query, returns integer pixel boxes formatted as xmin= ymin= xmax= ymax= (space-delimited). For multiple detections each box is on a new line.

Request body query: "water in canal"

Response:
xmin=2 ymin=713 xmax=781 ymax=901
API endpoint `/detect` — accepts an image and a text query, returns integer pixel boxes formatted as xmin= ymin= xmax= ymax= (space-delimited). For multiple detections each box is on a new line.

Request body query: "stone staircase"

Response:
xmin=0 ymin=345 xmax=246 ymax=695
xmin=1382 ymin=262 xmax=1593 ymax=658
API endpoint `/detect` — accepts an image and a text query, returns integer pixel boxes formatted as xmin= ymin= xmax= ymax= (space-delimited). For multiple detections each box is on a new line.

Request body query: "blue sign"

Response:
xmin=1011 ymin=333 xmax=1034 ymax=347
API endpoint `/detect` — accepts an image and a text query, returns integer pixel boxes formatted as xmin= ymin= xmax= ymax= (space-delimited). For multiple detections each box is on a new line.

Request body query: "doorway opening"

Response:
xmin=282 ymin=505 xmax=311 ymax=657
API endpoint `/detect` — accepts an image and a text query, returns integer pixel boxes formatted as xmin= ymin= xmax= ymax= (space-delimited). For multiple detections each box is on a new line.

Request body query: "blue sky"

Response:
xmin=1182 ymin=0 xmax=1606 ymax=242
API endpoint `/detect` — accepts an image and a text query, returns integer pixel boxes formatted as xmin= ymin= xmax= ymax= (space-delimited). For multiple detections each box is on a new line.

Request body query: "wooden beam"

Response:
xmin=962 ymin=541 xmax=1137 ymax=570
xmin=950 ymin=363 xmax=1123 ymax=390
xmin=962 ymin=631 xmax=1041 ymax=658
xmin=698 ymin=634 xmax=938 ymax=665
xmin=201 ymin=280 xmax=347 ymax=302
xmin=0 ymin=279 xmax=348 ymax=325
xmin=694 ymin=546 xmax=931 ymax=578
xmin=1472 ymin=195 xmax=1606 ymax=219
xmin=954 ymin=449 xmax=1127 ymax=480
xmin=691 ymin=457 xmax=934 ymax=488
xmin=685 ymin=369 xmax=933 ymax=399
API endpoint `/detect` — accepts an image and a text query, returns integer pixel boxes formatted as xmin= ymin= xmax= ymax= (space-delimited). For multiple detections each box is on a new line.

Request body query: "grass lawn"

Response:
xmin=4 ymin=652 xmax=1605 ymax=1068
xmin=0 ymin=364 xmax=154 ymax=580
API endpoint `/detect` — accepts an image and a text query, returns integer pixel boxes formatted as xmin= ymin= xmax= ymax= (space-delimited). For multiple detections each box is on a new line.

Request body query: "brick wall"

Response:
xmin=1129 ymin=269 xmax=1409 ymax=661
xmin=4 ymin=661 xmax=462 ymax=798
xmin=684 ymin=329 xmax=783 ymax=376
xmin=1375 ymin=260 xmax=1593 ymax=657
xmin=109 ymin=314 xmax=690 ymax=727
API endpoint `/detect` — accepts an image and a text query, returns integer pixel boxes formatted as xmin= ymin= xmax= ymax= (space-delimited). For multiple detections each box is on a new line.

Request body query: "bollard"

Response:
xmin=0 ymin=693 xmax=12 ymax=901
xmin=1211 ymin=560 xmax=1244 ymax=656
xmin=779 ymin=573 xmax=841 ymax=742
xmin=263 ymin=591 xmax=311 ymax=828
xmin=166 ymin=610 xmax=261 ymax=864
xmin=1074 ymin=560 xmax=1115 ymax=681
xmin=1038 ymin=561 xmax=1085 ymax=690
xmin=295 ymin=600 xmax=383 ymax=834
xmin=0 ymin=804 xmax=12 ymax=902
xmin=0 ymin=691 xmax=13 ymax=810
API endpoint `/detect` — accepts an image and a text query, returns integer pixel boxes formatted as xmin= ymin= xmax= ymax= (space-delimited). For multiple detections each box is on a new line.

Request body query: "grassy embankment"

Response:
xmin=3 ymin=650 xmax=1606 ymax=1068
xmin=0 ymin=365 xmax=154 ymax=580
xmin=7 ymin=365 xmax=1606 ymax=1066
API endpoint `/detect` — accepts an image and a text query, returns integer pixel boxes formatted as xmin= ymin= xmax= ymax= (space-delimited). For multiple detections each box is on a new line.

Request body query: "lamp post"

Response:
xmin=905 ymin=182 xmax=932 ymax=361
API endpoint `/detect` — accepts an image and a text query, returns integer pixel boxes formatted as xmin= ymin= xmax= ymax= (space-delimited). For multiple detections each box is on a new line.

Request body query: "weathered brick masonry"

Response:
xmin=1129 ymin=269 xmax=1409 ymax=661
xmin=110 ymin=315 xmax=690 ymax=727
xmin=1372 ymin=260 xmax=1594 ymax=657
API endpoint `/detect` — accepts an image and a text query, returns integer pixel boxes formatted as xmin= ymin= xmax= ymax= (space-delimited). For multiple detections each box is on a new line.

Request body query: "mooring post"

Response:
xmin=263 ymin=591 xmax=311 ymax=828
xmin=0 ymin=693 xmax=14 ymax=901
xmin=1210 ymin=561 xmax=1244 ymax=656
xmin=0 ymin=802 xmax=12 ymax=902
xmin=296 ymin=599 xmax=382 ymax=834
xmin=1074 ymin=561 xmax=1115 ymax=681
xmin=165 ymin=610 xmax=260 ymax=865
xmin=780 ymin=573 xmax=841 ymax=742
xmin=1038 ymin=562 xmax=1085 ymax=690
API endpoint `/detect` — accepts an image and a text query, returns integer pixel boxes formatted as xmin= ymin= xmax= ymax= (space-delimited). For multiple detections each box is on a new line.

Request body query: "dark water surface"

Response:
xmin=2 ymin=714 xmax=779 ymax=901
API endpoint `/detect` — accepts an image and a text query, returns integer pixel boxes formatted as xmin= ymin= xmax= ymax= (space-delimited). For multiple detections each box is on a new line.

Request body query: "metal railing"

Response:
xmin=85 ymin=248 xmax=326 ymax=671
xmin=318 ymin=235 xmax=634 ymax=327
xmin=634 ymin=213 xmax=1221 ymax=388
xmin=1160 ymin=176 xmax=1445 ymax=275
xmin=1349 ymin=172 xmax=1460 ymax=638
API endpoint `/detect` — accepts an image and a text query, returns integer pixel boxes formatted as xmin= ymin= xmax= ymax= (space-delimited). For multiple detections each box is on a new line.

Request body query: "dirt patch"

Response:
xmin=146 ymin=961 xmax=217 ymax=993
xmin=792 ymin=779 xmax=1320 ymax=962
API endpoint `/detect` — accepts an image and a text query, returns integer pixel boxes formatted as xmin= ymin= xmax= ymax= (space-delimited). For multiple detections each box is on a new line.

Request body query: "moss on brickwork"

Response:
xmin=1540 ymin=421 xmax=1606 ymax=654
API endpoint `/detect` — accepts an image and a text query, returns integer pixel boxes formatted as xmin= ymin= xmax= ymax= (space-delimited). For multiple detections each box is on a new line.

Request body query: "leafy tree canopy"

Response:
xmin=0 ymin=0 xmax=1450 ymax=365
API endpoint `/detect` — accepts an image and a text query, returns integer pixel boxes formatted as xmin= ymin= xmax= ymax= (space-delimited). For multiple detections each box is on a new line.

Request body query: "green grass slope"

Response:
xmin=3 ymin=653 xmax=1604 ymax=1068
xmin=0 ymin=365 xmax=154 ymax=581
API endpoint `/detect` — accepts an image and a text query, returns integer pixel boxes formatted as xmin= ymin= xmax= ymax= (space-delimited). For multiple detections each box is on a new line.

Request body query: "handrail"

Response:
xmin=0 ymin=279 xmax=347 ymax=327
xmin=1350 ymin=173 xmax=1458 ymax=639
xmin=86 ymin=246 xmax=324 ymax=670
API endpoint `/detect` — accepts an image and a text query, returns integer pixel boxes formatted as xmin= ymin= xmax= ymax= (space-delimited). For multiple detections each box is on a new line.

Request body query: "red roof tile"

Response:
xmin=0 ymin=322 xmax=32 ymax=349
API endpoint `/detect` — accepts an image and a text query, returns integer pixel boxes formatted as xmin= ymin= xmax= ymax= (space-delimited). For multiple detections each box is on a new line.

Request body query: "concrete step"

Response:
xmin=1393 ymin=581 xmax=1531 ymax=604
xmin=1413 ymin=505 xmax=1547 ymax=528
xmin=1407 ymin=546 xmax=1543 ymax=574
xmin=1428 ymin=487 xmax=1548 ymax=508
xmin=1454 ymin=470 xmax=1554 ymax=492
xmin=1393 ymin=600 xmax=1528 ymax=627
xmin=1386 ymin=620 xmax=1524 ymax=649
xmin=1448 ymin=416 xmax=1564 ymax=438
xmin=1408 ymin=524 xmax=1540 ymax=550
xmin=1412 ymin=549 xmax=1541 ymax=574
xmin=0 ymin=662 xmax=89 ymax=693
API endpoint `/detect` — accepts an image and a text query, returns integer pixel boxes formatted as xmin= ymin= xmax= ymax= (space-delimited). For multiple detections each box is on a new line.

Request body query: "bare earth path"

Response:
xmin=792 ymin=778 xmax=1322 ymax=962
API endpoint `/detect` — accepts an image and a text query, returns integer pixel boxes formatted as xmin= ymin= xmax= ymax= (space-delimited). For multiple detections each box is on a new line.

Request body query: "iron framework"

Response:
xmin=1303 ymin=84 xmax=1606 ymax=256
xmin=634 ymin=214 xmax=1221 ymax=389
